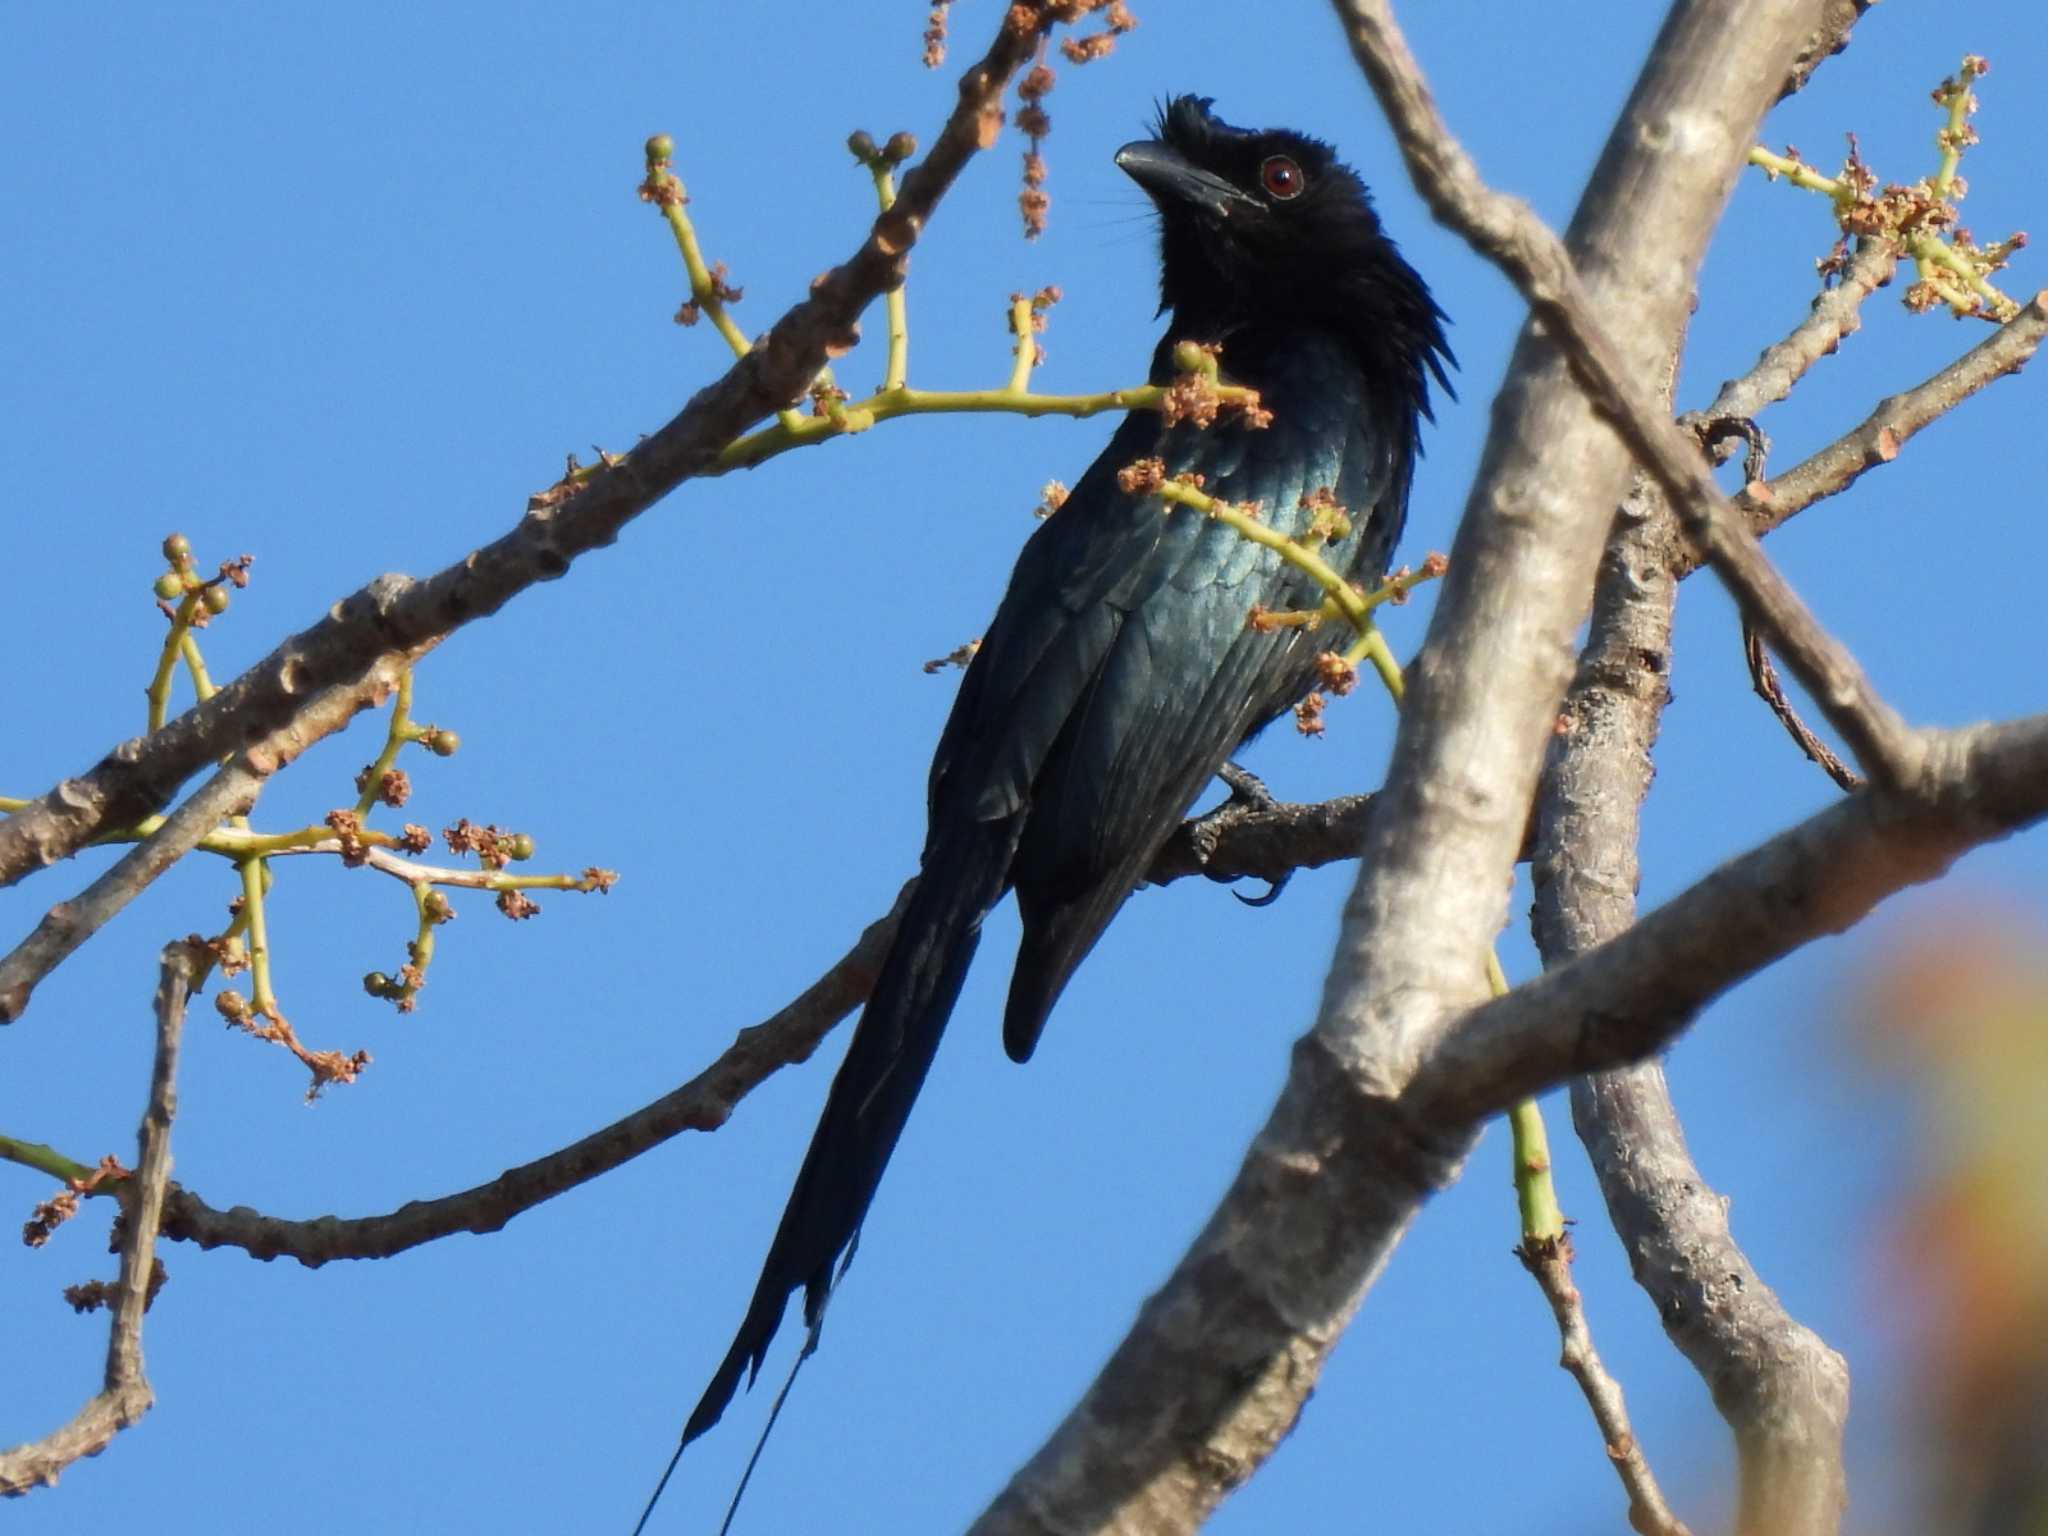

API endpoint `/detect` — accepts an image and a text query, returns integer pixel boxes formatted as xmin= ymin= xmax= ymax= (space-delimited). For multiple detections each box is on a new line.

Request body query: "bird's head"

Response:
xmin=1117 ymin=96 xmax=1451 ymax=398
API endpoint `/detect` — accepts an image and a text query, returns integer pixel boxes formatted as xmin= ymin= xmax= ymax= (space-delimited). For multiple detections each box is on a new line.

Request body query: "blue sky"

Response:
xmin=4 ymin=4 xmax=2044 ymax=1532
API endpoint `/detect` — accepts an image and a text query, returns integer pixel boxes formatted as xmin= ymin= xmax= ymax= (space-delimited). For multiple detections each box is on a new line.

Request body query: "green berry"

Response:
xmin=428 ymin=729 xmax=460 ymax=757
xmin=883 ymin=132 xmax=918 ymax=164
xmin=200 ymin=584 xmax=230 ymax=615
xmin=847 ymin=130 xmax=878 ymax=162
xmin=507 ymin=834 xmax=535 ymax=862
xmin=162 ymin=532 xmax=192 ymax=562
xmin=645 ymin=133 xmax=674 ymax=164
xmin=153 ymin=572 xmax=185 ymax=601
xmin=362 ymin=972 xmax=392 ymax=997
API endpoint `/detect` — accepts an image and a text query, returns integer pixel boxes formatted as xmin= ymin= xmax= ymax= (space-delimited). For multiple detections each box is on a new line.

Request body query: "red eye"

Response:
xmin=1260 ymin=155 xmax=1304 ymax=200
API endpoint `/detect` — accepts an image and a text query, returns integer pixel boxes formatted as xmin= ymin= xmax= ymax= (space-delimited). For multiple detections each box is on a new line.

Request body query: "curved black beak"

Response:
xmin=1114 ymin=140 xmax=1252 ymax=218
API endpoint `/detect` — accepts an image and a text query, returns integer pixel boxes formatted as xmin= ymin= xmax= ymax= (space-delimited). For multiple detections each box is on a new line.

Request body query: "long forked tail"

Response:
xmin=658 ymin=816 xmax=1019 ymax=1484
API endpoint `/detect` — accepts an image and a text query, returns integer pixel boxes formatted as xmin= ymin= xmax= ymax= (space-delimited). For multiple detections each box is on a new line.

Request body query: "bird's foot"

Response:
xmin=1190 ymin=761 xmax=1292 ymax=907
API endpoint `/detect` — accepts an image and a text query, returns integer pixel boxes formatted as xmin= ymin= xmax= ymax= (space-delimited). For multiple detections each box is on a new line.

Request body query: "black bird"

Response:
xmin=671 ymin=92 xmax=1449 ymax=1484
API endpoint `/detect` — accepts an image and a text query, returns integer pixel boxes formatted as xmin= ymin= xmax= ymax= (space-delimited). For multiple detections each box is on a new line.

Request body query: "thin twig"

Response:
xmin=0 ymin=943 xmax=191 ymax=1495
xmin=1689 ymin=289 xmax=2048 ymax=575
xmin=1516 ymin=1234 xmax=1692 ymax=1536
xmin=1744 ymin=624 xmax=1864 ymax=791
xmin=1686 ymin=241 xmax=1897 ymax=443
xmin=0 ymin=656 xmax=410 ymax=1024
xmin=158 ymin=882 xmax=911 ymax=1264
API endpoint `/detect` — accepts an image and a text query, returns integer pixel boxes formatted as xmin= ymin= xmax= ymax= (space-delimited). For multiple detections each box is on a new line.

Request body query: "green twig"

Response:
xmin=0 ymin=1135 xmax=101 ymax=1188
xmin=1492 ymin=952 xmax=1565 ymax=1241
xmin=237 ymin=856 xmax=277 ymax=1017
xmin=351 ymin=671 xmax=419 ymax=818
xmin=640 ymin=134 xmax=803 ymax=435
xmin=1150 ymin=477 xmax=1377 ymax=631
xmin=1747 ymin=57 xmax=2020 ymax=322
xmin=145 ymin=594 xmax=201 ymax=733
xmin=869 ymin=160 xmax=910 ymax=392
xmin=1930 ymin=56 xmax=1982 ymax=205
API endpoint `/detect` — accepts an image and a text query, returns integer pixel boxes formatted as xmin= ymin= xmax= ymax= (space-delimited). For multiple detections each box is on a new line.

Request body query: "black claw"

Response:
xmin=1233 ymin=871 xmax=1291 ymax=907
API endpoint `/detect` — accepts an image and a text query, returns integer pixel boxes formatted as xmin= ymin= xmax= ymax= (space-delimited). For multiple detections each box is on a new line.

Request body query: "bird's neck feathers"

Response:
xmin=1159 ymin=236 xmax=1450 ymax=428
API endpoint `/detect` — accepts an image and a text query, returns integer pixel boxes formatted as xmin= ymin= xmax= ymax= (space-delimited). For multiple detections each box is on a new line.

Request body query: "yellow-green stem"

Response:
xmin=1154 ymin=480 xmax=1372 ymax=630
xmin=1492 ymin=952 xmax=1565 ymax=1241
xmin=0 ymin=1135 xmax=102 ymax=1187
xmin=1356 ymin=625 xmax=1405 ymax=701
xmin=1746 ymin=145 xmax=1847 ymax=203
xmin=146 ymin=593 xmax=202 ymax=732
xmin=659 ymin=194 xmax=750 ymax=362
xmin=239 ymin=855 xmax=277 ymax=1013
xmin=179 ymin=629 xmax=216 ymax=701
xmin=352 ymin=670 xmax=417 ymax=818
xmin=1931 ymin=60 xmax=1981 ymax=205
xmin=871 ymin=164 xmax=909 ymax=391
xmin=1006 ymin=298 xmax=1039 ymax=394
xmin=712 ymin=378 xmax=1265 ymax=475
xmin=653 ymin=167 xmax=804 ymax=435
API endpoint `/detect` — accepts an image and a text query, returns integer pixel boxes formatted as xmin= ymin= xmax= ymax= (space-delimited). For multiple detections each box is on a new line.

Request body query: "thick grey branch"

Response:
xmin=1432 ymin=714 xmax=2048 ymax=1119
xmin=1537 ymin=459 xmax=1850 ymax=1528
xmin=1573 ymin=1067 xmax=1851 ymax=1536
xmin=0 ymin=944 xmax=190 ymax=1496
xmin=1774 ymin=1 xmax=1876 ymax=104
xmin=0 ymin=4 xmax=1057 ymax=892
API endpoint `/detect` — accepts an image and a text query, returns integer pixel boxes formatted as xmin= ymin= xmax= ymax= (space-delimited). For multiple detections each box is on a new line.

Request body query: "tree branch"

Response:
xmin=0 ymin=763 xmax=261 ymax=1024
xmin=1691 ymin=289 xmax=2048 ymax=576
xmin=1773 ymin=0 xmax=1875 ymax=104
xmin=1516 ymin=1232 xmax=1693 ymax=1536
xmin=159 ymin=882 xmax=912 ymax=1264
xmin=0 ymin=2 xmax=1060 ymax=892
xmin=1688 ymin=240 xmax=1897 ymax=441
xmin=1431 ymin=714 xmax=2048 ymax=1119
xmin=0 ymin=653 xmax=422 ymax=1025
xmin=142 ymin=785 xmax=1386 ymax=1267
xmin=0 ymin=944 xmax=191 ymax=1495
xmin=1537 ymin=456 xmax=1850 ymax=1527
